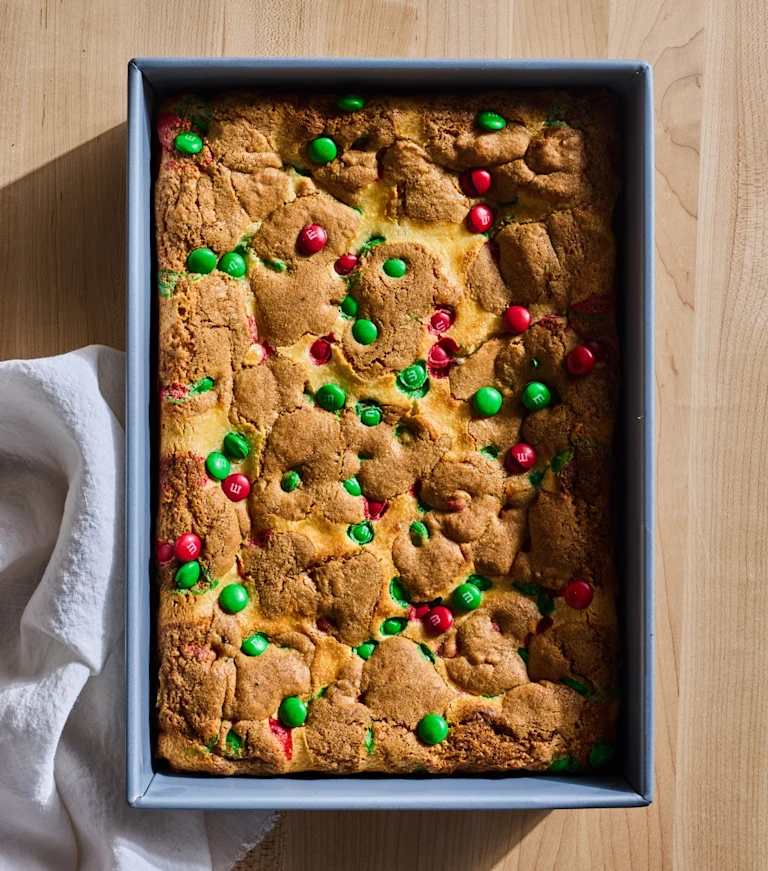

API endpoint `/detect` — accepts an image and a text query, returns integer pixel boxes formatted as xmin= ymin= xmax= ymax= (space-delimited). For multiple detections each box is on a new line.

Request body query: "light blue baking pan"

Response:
xmin=126 ymin=58 xmax=654 ymax=809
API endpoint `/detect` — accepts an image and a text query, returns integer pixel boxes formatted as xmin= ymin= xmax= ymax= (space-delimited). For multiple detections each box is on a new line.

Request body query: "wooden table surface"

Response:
xmin=2 ymin=1 xmax=765 ymax=868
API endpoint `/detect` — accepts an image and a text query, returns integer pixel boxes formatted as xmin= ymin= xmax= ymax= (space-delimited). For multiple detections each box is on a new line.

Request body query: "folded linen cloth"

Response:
xmin=0 ymin=346 xmax=274 ymax=871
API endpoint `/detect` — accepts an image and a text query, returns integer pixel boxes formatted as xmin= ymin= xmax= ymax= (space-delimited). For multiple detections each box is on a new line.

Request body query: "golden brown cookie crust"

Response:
xmin=154 ymin=90 xmax=620 ymax=776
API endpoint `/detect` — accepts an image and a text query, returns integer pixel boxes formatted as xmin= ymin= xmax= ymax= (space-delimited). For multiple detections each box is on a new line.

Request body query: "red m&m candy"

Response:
xmin=174 ymin=533 xmax=201 ymax=563
xmin=427 ymin=343 xmax=451 ymax=368
xmin=364 ymin=499 xmax=388 ymax=520
xmin=309 ymin=336 xmax=332 ymax=365
xmin=466 ymin=205 xmax=494 ymax=234
xmin=334 ymin=253 xmax=358 ymax=275
xmin=460 ymin=168 xmax=492 ymax=197
xmin=156 ymin=541 xmax=174 ymax=563
xmin=583 ymin=340 xmax=607 ymax=363
xmin=566 ymin=346 xmax=595 ymax=376
xmin=413 ymin=603 xmax=431 ymax=619
xmin=502 ymin=305 xmax=531 ymax=335
xmin=564 ymin=580 xmax=594 ymax=610
xmin=425 ymin=605 xmax=454 ymax=635
xmin=222 ymin=473 xmax=251 ymax=502
xmin=429 ymin=308 xmax=454 ymax=334
xmin=427 ymin=337 xmax=459 ymax=378
xmin=505 ymin=443 xmax=537 ymax=474
xmin=297 ymin=224 xmax=327 ymax=255
xmin=428 ymin=336 xmax=458 ymax=365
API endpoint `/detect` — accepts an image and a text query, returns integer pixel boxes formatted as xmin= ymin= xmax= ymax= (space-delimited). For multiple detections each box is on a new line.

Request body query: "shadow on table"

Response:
xmin=0 ymin=124 xmax=127 ymax=360
xmin=240 ymin=809 xmax=549 ymax=871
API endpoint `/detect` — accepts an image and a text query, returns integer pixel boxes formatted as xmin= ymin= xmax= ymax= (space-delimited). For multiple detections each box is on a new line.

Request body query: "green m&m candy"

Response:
xmin=390 ymin=577 xmax=410 ymax=606
xmin=205 ymin=451 xmax=231 ymax=480
xmin=348 ymin=521 xmax=374 ymax=545
xmin=192 ymin=115 xmax=210 ymax=135
xmin=589 ymin=741 xmax=615 ymax=769
xmin=409 ymin=521 xmax=429 ymax=545
xmin=360 ymin=406 xmax=382 ymax=427
xmin=397 ymin=362 xmax=427 ymax=392
xmin=316 ymin=384 xmax=346 ymax=411
xmin=467 ymin=573 xmax=492 ymax=591
xmin=382 ymin=258 xmax=407 ymax=278
xmin=223 ymin=432 xmax=249 ymax=460
xmin=418 ymin=713 xmax=449 ymax=745
xmin=562 ymin=676 xmax=587 ymax=695
xmin=175 ymin=131 xmax=203 ymax=154
xmin=187 ymin=247 xmax=217 ymax=274
xmin=279 ymin=696 xmax=308 ymax=727
xmin=190 ymin=376 xmax=214 ymax=394
xmin=281 ymin=470 xmax=301 ymax=492
xmin=241 ymin=633 xmax=269 ymax=656
xmin=340 ymin=295 xmax=359 ymax=318
xmin=308 ymin=137 xmax=338 ymax=164
xmin=225 ymin=731 xmax=242 ymax=755
xmin=453 ymin=582 xmax=482 ymax=612
xmin=352 ymin=318 xmax=378 ymax=345
xmin=522 ymin=381 xmax=551 ymax=411
xmin=356 ymin=640 xmax=377 ymax=659
xmin=381 ymin=617 xmax=407 ymax=636
xmin=218 ymin=252 xmax=247 ymax=278
xmin=219 ymin=583 xmax=248 ymax=614
xmin=343 ymin=477 xmax=362 ymax=497
xmin=476 ymin=110 xmax=506 ymax=131
xmin=473 ymin=386 xmax=503 ymax=417
xmin=548 ymin=757 xmax=572 ymax=773
xmin=175 ymin=560 xmax=201 ymax=589
xmin=336 ymin=95 xmax=365 ymax=112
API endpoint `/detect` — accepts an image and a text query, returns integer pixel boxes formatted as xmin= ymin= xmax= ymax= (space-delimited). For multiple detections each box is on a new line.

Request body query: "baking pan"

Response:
xmin=126 ymin=57 xmax=654 ymax=809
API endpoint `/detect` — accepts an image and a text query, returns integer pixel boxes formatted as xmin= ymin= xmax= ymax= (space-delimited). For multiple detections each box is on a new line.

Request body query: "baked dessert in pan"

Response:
xmin=153 ymin=89 xmax=620 ymax=775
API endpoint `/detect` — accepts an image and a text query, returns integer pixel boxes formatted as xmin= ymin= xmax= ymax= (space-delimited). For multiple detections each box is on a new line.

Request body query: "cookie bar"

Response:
xmin=154 ymin=90 xmax=620 ymax=775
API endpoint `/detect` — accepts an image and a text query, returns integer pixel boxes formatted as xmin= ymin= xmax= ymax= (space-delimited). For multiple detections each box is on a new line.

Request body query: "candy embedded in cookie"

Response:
xmin=563 ymin=579 xmax=594 ymax=610
xmin=351 ymin=318 xmax=378 ymax=346
xmin=316 ymin=384 xmax=346 ymax=411
xmin=522 ymin=381 xmax=551 ymax=411
xmin=219 ymin=582 xmax=249 ymax=613
xmin=278 ymin=696 xmax=308 ymax=727
xmin=417 ymin=714 xmax=449 ymax=745
xmin=174 ymin=533 xmax=201 ymax=562
xmin=187 ymin=247 xmax=217 ymax=274
xmin=334 ymin=253 xmax=358 ymax=274
xmin=506 ymin=443 xmax=537 ymax=474
xmin=565 ymin=345 xmax=595 ymax=377
xmin=452 ymin=582 xmax=483 ymax=612
xmin=297 ymin=224 xmax=327 ymax=255
xmin=242 ymin=633 xmax=269 ymax=656
xmin=460 ymin=168 xmax=492 ymax=197
xmin=473 ymin=386 xmax=503 ymax=417
xmin=424 ymin=605 xmax=454 ymax=635
xmin=308 ymin=137 xmax=338 ymax=164
xmin=175 ymin=560 xmax=201 ymax=589
xmin=223 ymin=432 xmax=250 ymax=460
xmin=218 ymin=252 xmax=247 ymax=278
xmin=466 ymin=204 xmax=494 ymax=234
xmin=222 ymin=473 xmax=251 ymax=502
xmin=503 ymin=305 xmax=531 ymax=335
xmin=336 ymin=95 xmax=366 ymax=113
xmin=205 ymin=452 xmax=230 ymax=480
xmin=175 ymin=131 xmax=203 ymax=154
xmin=476 ymin=110 xmax=506 ymax=131
xmin=383 ymin=258 xmax=407 ymax=278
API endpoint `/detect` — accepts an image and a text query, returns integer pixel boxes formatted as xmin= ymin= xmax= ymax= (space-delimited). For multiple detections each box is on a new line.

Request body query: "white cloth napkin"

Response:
xmin=0 ymin=346 xmax=274 ymax=871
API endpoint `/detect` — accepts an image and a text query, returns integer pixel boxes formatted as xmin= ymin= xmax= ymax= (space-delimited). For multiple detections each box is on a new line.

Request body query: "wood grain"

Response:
xmin=1 ymin=0 xmax=764 ymax=868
